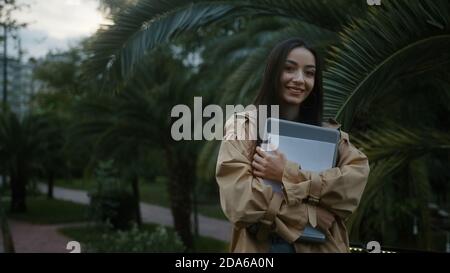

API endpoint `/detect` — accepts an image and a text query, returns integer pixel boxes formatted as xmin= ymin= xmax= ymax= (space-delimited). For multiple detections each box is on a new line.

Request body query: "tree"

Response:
xmin=0 ymin=110 xmax=49 ymax=212
xmin=76 ymin=46 xmax=207 ymax=249
xmin=0 ymin=0 xmax=28 ymax=254
xmin=98 ymin=0 xmax=137 ymax=17
xmin=31 ymin=47 xmax=95 ymax=197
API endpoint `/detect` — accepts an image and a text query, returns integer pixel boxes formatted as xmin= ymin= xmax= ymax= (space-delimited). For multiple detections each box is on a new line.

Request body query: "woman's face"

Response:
xmin=279 ymin=47 xmax=316 ymax=106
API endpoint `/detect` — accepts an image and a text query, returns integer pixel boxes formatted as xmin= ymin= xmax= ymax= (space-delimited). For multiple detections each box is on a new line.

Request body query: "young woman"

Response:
xmin=216 ymin=38 xmax=370 ymax=253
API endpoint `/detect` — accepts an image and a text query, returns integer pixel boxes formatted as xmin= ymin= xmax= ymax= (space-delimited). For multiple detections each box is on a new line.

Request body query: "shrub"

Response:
xmin=88 ymin=160 xmax=137 ymax=230
xmin=87 ymin=225 xmax=186 ymax=253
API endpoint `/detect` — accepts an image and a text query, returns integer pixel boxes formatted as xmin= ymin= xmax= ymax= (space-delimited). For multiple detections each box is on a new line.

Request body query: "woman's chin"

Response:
xmin=283 ymin=95 xmax=306 ymax=105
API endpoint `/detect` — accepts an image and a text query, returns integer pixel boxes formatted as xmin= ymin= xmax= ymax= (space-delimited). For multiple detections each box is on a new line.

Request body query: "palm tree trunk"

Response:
xmin=164 ymin=146 xmax=194 ymax=250
xmin=131 ymin=175 xmax=142 ymax=226
xmin=168 ymin=170 xmax=193 ymax=250
xmin=192 ymin=185 xmax=199 ymax=237
xmin=47 ymin=171 xmax=54 ymax=199
xmin=10 ymin=168 xmax=27 ymax=213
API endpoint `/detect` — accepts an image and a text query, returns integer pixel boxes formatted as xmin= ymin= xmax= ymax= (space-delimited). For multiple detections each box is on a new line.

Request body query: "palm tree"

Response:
xmin=83 ymin=0 xmax=450 ymax=250
xmin=77 ymin=47 xmax=205 ymax=248
xmin=69 ymin=92 xmax=146 ymax=226
xmin=319 ymin=0 xmax=450 ymax=250
xmin=37 ymin=113 xmax=66 ymax=199
xmin=0 ymin=111 xmax=48 ymax=212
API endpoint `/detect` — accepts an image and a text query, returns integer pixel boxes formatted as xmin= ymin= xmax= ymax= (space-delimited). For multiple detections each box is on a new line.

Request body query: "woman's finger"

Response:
xmin=253 ymin=170 xmax=264 ymax=178
xmin=256 ymin=146 xmax=268 ymax=158
xmin=253 ymin=153 xmax=265 ymax=164
xmin=251 ymin=160 xmax=264 ymax=172
xmin=271 ymin=148 xmax=286 ymax=160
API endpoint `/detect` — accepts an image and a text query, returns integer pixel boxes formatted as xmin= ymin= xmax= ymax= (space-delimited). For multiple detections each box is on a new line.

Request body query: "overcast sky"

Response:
xmin=12 ymin=0 xmax=108 ymax=59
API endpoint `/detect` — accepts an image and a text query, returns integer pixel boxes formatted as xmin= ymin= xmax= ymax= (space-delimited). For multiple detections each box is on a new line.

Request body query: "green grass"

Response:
xmin=59 ymin=223 xmax=229 ymax=253
xmin=54 ymin=178 xmax=94 ymax=192
xmin=55 ymin=177 xmax=228 ymax=221
xmin=2 ymin=196 xmax=89 ymax=224
xmin=139 ymin=177 xmax=171 ymax=207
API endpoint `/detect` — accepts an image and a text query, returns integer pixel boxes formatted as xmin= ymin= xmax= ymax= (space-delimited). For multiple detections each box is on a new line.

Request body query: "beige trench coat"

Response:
xmin=215 ymin=111 xmax=370 ymax=253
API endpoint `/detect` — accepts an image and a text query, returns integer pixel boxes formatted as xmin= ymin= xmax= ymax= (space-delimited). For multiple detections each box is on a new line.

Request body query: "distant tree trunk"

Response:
xmin=47 ymin=171 xmax=54 ymax=199
xmin=192 ymin=184 xmax=199 ymax=237
xmin=165 ymin=146 xmax=194 ymax=250
xmin=0 ymin=204 xmax=15 ymax=253
xmin=10 ymin=167 xmax=27 ymax=213
xmin=168 ymin=169 xmax=193 ymax=250
xmin=131 ymin=175 xmax=142 ymax=226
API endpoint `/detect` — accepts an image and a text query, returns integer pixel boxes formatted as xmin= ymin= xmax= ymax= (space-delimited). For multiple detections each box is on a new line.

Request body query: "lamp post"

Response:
xmin=2 ymin=22 xmax=7 ymax=110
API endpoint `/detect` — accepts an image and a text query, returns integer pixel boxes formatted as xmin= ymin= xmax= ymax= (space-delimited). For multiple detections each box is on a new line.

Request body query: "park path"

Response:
xmin=0 ymin=185 xmax=231 ymax=253
xmin=2 ymin=220 xmax=85 ymax=253
xmin=35 ymin=184 xmax=232 ymax=242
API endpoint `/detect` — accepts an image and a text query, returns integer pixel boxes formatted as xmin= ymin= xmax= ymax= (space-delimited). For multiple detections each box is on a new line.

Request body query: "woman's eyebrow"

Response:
xmin=285 ymin=60 xmax=315 ymax=69
xmin=285 ymin=59 xmax=298 ymax=66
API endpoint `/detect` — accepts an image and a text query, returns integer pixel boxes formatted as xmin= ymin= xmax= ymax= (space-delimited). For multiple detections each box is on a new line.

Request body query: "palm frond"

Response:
xmin=347 ymin=122 xmax=450 ymax=239
xmin=324 ymin=0 xmax=450 ymax=129
xmin=347 ymin=154 xmax=407 ymax=236
xmin=85 ymin=0 xmax=367 ymax=88
xmin=352 ymin=123 xmax=450 ymax=162
xmin=408 ymin=158 xmax=432 ymax=249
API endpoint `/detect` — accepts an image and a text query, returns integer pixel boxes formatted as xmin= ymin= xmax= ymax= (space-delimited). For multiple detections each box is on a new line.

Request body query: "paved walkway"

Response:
xmin=4 ymin=220 xmax=85 ymax=253
xmin=36 ymin=184 xmax=232 ymax=242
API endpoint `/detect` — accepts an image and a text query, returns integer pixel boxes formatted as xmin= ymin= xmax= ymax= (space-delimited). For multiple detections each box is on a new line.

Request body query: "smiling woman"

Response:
xmin=215 ymin=38 xmax=370 ymax=253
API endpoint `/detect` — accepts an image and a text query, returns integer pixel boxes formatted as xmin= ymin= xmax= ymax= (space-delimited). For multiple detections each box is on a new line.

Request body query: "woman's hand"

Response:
xmin=252 ymin=146 xmax=287 ymax=182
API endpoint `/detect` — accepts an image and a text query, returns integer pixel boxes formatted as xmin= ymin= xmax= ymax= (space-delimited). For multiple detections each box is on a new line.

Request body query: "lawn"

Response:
xmin=2 ymin=195 xmax=89 ymax=224
xmin=55 ymin=177 xmax=227 ymax=220
xmin=59 ymin=223 xmax=229 ymax=253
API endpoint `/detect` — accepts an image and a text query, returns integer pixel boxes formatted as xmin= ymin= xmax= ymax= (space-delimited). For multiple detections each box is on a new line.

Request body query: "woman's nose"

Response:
xmin=292 ymin=71 xmax=305 ymax=83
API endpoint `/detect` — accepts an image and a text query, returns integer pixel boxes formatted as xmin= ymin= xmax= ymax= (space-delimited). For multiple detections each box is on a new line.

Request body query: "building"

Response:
xmin=0 ymin=54 xmax=41 ymax=118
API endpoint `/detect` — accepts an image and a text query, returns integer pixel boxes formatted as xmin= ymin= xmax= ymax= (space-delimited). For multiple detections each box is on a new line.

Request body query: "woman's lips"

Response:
xmin=287 ymin=87 xmax=305 ymax=94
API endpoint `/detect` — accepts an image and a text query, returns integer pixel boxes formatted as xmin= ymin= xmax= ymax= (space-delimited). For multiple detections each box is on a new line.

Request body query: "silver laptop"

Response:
xmin=261 ymin=117 xmax=340 ymax=243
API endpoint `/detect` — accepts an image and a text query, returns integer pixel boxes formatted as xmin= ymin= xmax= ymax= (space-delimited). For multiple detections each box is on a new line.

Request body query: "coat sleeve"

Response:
xmin=281 ymin=130 xmax=370 ymax=220
xmin=216 ymin=115 xmax=308 ymax=241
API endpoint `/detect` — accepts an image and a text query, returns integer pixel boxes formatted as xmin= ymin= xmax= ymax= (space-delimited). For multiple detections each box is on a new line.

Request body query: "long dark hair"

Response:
xmin=254 ymin=38 xmax=323 ymax=126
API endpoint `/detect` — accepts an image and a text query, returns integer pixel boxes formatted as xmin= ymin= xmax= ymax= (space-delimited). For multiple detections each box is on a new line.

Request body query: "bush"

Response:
xmin=87 ymin=225 xmax=186 ymax=253
xmin=88 ymin=160 xmax=137 ymax=230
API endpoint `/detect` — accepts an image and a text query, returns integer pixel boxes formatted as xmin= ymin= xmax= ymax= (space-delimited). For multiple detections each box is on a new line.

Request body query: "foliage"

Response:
xmin=323 ymin=0 xmax=450 ymax=129
xmin=88 ymin=160 xmax=138 ymax=230
xmin=98 ymin=0 xmax=138 ymax=17
xmin=87 ymin=224 xmax=186 ymax=253
xmin=2 ymin=196 xmax=88 ymax=224
xmin=60 ymin=223 xmax=229 ymax=253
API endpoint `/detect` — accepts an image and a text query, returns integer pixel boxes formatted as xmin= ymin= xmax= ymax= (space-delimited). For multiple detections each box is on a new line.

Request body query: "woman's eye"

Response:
xmin=305 ymin=71 xmax=315 ymax=77
xmin=285 ymin=66 xmax=295 ymax=72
